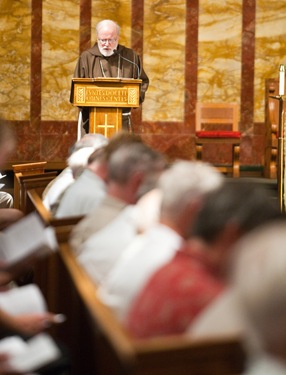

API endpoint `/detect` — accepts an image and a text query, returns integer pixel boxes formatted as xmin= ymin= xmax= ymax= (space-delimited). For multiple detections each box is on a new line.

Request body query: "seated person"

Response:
xmin=55 ymin=146 xmax=107 ymax=218
xmin=97 ymin=161 xmax=223 ymax=322
xmin=70 ymin=141 xmax=166 ymax=284
xmin=0 ymin=275 xmax=68 ymax=375
xmin=0 ymin=186 xmax=23 ymax=231
xmin=231 ymin=220 xmax=286 ymax=375
xmin=0 ymin=192 xmax=13 ymax=209
xmin=55 ymin=131 xmax=144 ymax=218
xmin=0 ymin=126 xmax=23 ymax=230
xmin=42 ymin=133 xmax=108 ymax=214
xmin=125 ymin=181 xmax=281 ymax=339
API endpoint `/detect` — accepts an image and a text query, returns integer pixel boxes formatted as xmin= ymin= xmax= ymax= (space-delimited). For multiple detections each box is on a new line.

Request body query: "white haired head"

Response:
xmin=71 ymin=133 xmax=108 ymax=153
xmin=67 ymin=133 xmax=108 ymax=178
xmin=96 ymin=20 xmax=120 ymax=57
xmin=232 ymin=219 xmax=286 ymax=352
xmin=158 ymin=160 xmax=223 ymax=222
xmin=96 ymin=20 xmax=120 ymax=36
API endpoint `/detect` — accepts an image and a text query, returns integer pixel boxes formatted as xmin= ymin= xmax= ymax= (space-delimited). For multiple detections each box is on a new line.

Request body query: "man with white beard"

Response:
xmin=71 ymin=19 xmax=149 ymax=133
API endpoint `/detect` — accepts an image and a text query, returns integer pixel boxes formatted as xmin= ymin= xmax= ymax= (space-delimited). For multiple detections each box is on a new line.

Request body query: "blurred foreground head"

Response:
xmin=232 ymin=218 xmax=286 ymax=356
xmin=191 ymin=179 xmax=281 ymax=242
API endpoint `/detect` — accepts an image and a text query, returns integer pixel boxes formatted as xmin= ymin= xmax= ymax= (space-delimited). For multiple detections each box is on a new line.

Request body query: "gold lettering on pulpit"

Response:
xmin=85 ymin=88 xmax=128 ymax=104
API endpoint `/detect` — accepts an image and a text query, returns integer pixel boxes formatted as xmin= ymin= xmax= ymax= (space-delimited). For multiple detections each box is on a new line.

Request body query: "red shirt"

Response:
xmin=126 ymin=248 xmax=224 ymax=339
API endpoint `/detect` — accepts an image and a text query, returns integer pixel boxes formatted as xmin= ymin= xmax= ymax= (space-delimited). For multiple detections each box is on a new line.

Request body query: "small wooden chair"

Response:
xmin=195 ymin=102 xmax=241 ymax=177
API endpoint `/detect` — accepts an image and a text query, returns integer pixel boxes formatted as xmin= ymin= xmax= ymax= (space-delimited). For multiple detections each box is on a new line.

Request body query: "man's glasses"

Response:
xmin=98 ymin=38 xmax=117 ymax=44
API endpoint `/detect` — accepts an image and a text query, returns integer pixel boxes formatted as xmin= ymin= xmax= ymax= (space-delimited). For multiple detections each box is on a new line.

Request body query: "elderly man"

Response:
xmin=69 ymin=142 xmax=166 ymax=284
xmin=97 ymin=161 xmax=224 ymax=322
xmin=126 ymin=181 xmax=280 ymax=339
xmin=72 ymin=19 xmax=149 ymax=133
xmin=0 ymin=121 xmax=23 ymax=229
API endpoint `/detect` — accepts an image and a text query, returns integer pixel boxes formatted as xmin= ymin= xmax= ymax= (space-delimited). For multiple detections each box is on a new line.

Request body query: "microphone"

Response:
xmin=113 ymin=49 xmax=140 ymax=79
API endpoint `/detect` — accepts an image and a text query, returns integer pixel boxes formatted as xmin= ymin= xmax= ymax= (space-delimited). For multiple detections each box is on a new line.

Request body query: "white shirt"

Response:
xmin=55 ymin=169 xmax=106 ymax=218
xmin=77 ymin=205 xmax=139 ymax=285
xmin=97 ymin=223 xmax=183 ymax=322
xmin=189 ymin=289 xmax=245 ymax=337
xmin=189 ymin=288 xmax=261 ymax=356
xmin=42 ymin=167 xmax=74 ymax=211
xmin=244 ymin=354 xmax=286 ymax=375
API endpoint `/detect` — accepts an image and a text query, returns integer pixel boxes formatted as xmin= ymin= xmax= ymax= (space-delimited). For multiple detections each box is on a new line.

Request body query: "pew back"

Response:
xmin=51 ymin=241 xmax=246 ymax=375
xmin=16 ymin=172 xmax=58 ymax=214
xmin=12 ymin=162 xmax=47 ymax=209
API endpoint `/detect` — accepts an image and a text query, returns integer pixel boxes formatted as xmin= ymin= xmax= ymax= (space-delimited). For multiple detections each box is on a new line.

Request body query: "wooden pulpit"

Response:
xmin=70 ymin=78 xmax=142 ymax=137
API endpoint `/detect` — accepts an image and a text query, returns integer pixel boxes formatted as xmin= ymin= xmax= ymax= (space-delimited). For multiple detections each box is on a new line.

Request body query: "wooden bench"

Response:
xmin=12 ymin=162 xmax=48 ymax=209
xmin=46 ymin=241 xmax=246 ymax=375
xmin=26 ymin=189 xmax=246 ymax=374
xmin=26 ymin=188 xmax=52 ymax=224
xmin=26 ymin=188 xmax=83 ymax=239
xmin=15 ymin=172 xmax=58 ymax=214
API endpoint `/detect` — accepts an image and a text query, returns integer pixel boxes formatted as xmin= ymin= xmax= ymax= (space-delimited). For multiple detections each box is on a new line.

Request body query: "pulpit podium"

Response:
xmin=70 ymin=78 xmax=142 ymax=137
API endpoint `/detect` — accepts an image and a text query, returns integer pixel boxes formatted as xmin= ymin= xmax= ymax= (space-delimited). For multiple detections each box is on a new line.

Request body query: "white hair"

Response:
xmin=158 ymin=160 xmax=223 ymax=220
xmin=72 ymin=133 xmax=108 ymax=153
xmin=96 ymin=20 xmax=120 ymax=36
xmin=67 ymin=133 xmax=108 ymax=178
xmin=232 ymin=220 xmax=286 ymax=351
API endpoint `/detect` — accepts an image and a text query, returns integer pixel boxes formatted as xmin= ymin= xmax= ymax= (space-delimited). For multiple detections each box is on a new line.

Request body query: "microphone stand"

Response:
xmin=113 ymin=49 xmax=140 ymax=79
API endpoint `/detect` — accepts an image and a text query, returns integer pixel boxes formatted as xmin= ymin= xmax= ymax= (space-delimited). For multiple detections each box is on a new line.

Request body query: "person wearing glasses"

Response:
xmin=72 ymin=19 xmax=149 ymax=134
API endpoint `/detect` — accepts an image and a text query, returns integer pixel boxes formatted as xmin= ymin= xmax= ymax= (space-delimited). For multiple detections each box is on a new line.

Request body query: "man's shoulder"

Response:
xmin=72 ymin=196 xmax=126 ymax=234
xmin=118 ymin=45 xmax=138 ymax=57
xmin=80 ymin=44 xmax=101 ymax=58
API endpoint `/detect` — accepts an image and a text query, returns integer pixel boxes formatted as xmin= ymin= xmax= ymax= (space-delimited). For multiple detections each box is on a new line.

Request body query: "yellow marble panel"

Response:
xmin=91 ymin=0 xmax=131 ymax=46
xmin=42 ymin=0 xmax=79 ymax=121
xmin=255 ymin=1 xmax=286 ymax=123
xmin=143 ymin=0 xmax=186 ymax=122
xmin=0 ymin=0 xmax=31 ymax=120
xmin=198 ymin=1 xmax=242 ymax=107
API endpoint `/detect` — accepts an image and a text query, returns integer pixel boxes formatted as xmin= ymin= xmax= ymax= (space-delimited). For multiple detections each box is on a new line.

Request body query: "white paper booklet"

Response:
xmin=0 ymin=333 xmax=61 ymax=372
xmin=0 ymin=172 xmax=6 ymax=190
xmin=0 ymin=212 xmax=58 ymax=269
xmin=0 ymin=284 xmax=47 ymax=316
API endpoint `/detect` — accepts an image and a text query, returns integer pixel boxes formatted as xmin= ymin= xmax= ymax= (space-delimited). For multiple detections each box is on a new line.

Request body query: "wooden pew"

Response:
xmin=26 ymin=189 xmax=246 ymax=375
xmin=12 ymin=161 xmax=48 ymax=209
xmin=16 ymin=172 xmax=58 ymax=214
xmin=264 ymin=78 xmax=286 ymax=179
xmin=26 ymin=188 xmax=52 ymax=224
xmin=26 ymin=188 xmax=83 ymax=238
xmin=50 ymin=241 xmax=246 ymax=375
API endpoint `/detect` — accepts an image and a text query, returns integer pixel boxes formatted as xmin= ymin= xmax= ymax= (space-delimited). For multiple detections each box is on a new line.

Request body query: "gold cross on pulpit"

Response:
xmin=97 ymin=114 xmax=115 ymax=137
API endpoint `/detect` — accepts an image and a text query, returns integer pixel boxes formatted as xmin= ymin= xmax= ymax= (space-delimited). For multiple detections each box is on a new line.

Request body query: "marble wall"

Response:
xmin=0 ymin=0 xmax=286 ymax=171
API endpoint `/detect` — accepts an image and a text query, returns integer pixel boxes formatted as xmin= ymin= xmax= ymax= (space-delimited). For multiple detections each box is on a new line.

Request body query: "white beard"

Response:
xmin=98 ymin=42 xmax=118 ymax=57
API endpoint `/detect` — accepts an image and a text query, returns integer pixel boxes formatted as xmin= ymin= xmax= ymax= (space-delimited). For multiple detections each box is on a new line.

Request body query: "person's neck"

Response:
xmin=107 ymin=182 xmax=135 ymax=204
xmin=159 ymin=218 xmax=183 ymax=237
xmin=266 ymin=343 xmax=286 ymax=365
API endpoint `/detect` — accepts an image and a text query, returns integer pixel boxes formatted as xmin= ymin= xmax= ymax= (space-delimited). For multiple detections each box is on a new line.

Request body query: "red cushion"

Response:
xmin=196 ymin=131 xmax=241 ymax=138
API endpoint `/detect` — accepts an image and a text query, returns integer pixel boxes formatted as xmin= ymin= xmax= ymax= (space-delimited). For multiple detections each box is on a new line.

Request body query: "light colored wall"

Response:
xmin=0 ymin=0 xmax=286 ymax=136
